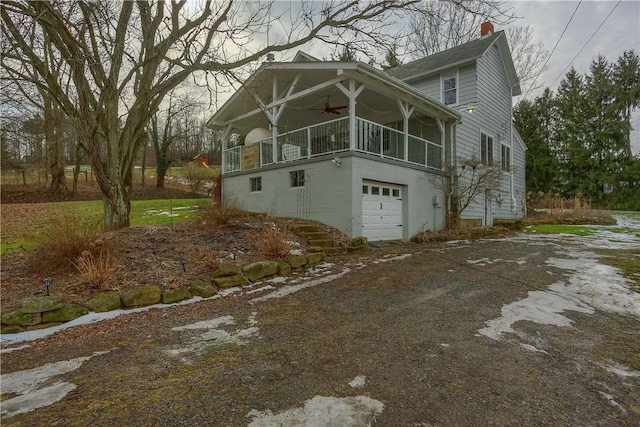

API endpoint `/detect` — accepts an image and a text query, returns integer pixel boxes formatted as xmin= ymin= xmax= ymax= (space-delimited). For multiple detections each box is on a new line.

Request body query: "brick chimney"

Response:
xmin=481 ymin=21 xmax=494 ymax=37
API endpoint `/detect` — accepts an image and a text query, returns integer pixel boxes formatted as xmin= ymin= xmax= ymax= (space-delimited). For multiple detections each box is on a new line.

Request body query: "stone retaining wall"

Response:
xmin=1 ymin=251 xmax=326 ymax=334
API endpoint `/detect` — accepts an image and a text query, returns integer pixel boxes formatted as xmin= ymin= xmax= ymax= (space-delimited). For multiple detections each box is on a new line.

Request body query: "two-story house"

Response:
xmin=387 ymin=22 xmax=527 ymax=226
xmin=206 ymin=22 xmax=526 ymax=240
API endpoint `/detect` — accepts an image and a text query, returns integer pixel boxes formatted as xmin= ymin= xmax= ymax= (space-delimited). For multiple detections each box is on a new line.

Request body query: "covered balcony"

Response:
xmin=207 ymin=55 xmax=461 ymax=175
xmin=223 ymin=116 xmax=445 ymax=173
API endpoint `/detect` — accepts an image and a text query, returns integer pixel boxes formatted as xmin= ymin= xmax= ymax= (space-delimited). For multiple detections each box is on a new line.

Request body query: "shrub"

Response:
xmin=182 ymin=166 xmax=217 ymax=194
xmin=73 ymin=248 xmax=118 ymax=290
xmin=201 ymin=197 xmax=244 ymax=226
xmin=257 ymin=226 xmax=292 ymax=260
xmin=31 ymin=212 xmax=106 ymax=272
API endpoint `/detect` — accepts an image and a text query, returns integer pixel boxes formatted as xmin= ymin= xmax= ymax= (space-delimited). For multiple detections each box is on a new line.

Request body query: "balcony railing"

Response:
xmin=223 ymin=116 xmax=442 ymax=173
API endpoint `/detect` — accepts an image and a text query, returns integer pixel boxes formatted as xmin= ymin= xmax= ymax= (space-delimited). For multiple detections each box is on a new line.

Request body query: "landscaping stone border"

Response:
xmin=1 ymin=251 xmax=327 ymax=334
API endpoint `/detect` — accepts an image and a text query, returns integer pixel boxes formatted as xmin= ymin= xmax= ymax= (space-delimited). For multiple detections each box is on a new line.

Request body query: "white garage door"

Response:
xmin=362 ymin=181 xmax=403 ymax=241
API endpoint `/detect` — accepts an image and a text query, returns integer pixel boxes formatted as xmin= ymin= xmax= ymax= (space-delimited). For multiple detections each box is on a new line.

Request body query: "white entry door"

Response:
xmin=362 ymin=181 xmax=403 ymax=241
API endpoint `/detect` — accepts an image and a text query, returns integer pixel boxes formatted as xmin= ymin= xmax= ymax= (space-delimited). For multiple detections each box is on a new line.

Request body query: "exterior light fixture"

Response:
xmin=467 ymin=107 xmax=474 ymax=114
xmin=43 ymin=278 xmax=53 ymax=296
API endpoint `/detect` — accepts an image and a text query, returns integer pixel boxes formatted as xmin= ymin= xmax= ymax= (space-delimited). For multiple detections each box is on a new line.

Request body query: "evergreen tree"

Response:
xmin=613 ymin=50 xmax=640 ymax=159
xmin=555 ymin=68 xmax=589 ymax=199
xmin=382 ymin=46 xmax=402 ymax=70
xmin=514 ymin=88 xmax=559 ymax=195
xmin=583 ymin=56 xmax=626 ymax=202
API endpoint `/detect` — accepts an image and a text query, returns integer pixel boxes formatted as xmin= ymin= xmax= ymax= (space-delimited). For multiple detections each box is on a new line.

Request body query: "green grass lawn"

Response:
xmin=529 ymin=224 xmax=596 ymax=236
xmin=1 ymin=198 xmax=212 ymax=253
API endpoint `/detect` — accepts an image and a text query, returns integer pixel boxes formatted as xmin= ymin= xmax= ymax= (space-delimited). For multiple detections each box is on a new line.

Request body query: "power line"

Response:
xmin=523 ymin=0 xmax=582 ymax=98
xmin=550 ymin=0 xmax=623 ymax=88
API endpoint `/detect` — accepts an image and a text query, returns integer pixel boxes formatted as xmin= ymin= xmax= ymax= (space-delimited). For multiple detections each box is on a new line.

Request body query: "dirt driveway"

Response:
xmin=1 ymin=228 xmax=639 ymax=426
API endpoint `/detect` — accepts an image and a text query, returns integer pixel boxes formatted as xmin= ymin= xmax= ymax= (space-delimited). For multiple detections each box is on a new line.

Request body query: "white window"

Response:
xmin=250 ymin=177 xmax=262 ymax=192
xmin=501 ymin=145 xmax=511 ymax=171
xmin=290 ymin=170 xmax=305 ymax=188
xmin=442 ymin=74 xmax=457 ymax=105
xmin=481 ymin=133 xmax=494 ymax=166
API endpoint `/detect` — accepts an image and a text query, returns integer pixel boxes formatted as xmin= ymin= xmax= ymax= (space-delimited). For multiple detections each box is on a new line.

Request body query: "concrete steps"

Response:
xmin=290 ymin=222 xmax=340 ymax=254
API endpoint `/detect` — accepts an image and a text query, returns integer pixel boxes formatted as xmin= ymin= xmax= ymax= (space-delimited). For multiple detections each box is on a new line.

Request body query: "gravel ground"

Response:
xmin=1 ymin=231 xmax=639 ymax=426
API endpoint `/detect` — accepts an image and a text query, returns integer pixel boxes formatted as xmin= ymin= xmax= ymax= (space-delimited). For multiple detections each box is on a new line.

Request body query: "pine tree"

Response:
xmin=382 ymin=46 xmax=402 ymax=70
xmin=613 ymin=50 xmax=640 ymax=159
xmin=582 ymin=56 xmax=626 ymax=202
xmin=514 ymin=88 xmax=559 ymax=195
xmin=555 ymin=68 xmax=589 ymax=199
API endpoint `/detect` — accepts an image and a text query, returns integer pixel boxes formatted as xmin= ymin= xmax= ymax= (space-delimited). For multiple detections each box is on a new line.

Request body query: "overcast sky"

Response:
xmin=506 ymin=0 xmax=640 ymax=153
xmin=208 ymin=1 xmax=639 ymax=154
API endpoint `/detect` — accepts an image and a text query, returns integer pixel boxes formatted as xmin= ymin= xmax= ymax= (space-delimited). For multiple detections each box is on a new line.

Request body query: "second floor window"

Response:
xmin=481 ymin=133 xmax=494 ymax=166
xmin=443 ymin=74 xmax=457 ymax=105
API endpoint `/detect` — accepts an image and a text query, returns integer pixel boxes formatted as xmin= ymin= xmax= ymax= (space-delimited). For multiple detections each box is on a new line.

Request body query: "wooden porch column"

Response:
xmin=271 ymin=74 xmax=278 ymax=161
xmin=397 ymin=100 xmax=415 ymax=161
xmin=436 ymin=118 xmax=445 ymax=168
xmin=221 ymin=124 xmax=232 ymax=173
xmin=337 ymin=78 xmax=364 ymax=151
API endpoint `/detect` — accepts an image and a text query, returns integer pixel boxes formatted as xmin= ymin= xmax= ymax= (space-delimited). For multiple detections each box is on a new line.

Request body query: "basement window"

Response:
xmin=290 ymin=170 xmax=305 ymax=188
xmin=250 ymin=177 xmax=262 ymax=192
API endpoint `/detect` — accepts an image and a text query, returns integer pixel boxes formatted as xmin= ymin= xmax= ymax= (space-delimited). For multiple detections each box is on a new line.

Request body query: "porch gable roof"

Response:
xmin=206 ymin=59 xmax=460 ymax=133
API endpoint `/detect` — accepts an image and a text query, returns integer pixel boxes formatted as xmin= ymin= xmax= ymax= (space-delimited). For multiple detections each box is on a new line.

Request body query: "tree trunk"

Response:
xmin=44 ymin=94 xmax=67 ymax=193
xmin=156 ymin=150 xmax=168 ymax=189
xmin=100 ymin=169 xmax=133 ymax=230
xmin=141 ymin=144 xmax=146 ymax=187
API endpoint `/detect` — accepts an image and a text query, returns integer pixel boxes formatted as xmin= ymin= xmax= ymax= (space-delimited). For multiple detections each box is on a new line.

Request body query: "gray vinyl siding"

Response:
xmin=223 ymin=153 xmax=446 ymax=239
xmin=410 ymin=64 xmax=476 ymax=107
xmin=461 ymin=43 xmax=516 ymax=223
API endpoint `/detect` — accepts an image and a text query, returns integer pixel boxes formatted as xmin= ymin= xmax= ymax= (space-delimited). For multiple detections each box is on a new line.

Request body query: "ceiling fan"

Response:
xmin=310 ymin=95 xmax=348 ymax=115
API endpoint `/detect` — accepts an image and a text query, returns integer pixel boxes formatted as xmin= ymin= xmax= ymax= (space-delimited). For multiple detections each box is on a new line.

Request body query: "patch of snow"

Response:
xmin=171 ymin=316 xmax=234 ymax=331
xmin=166 ymin=313 xmax=259 ymax=359
xmin=372 ymin=254 xmax=412 ymax=264
xmin=267 ymin=276 xmax=287 ymax=284
xmin=246 ymin=395 xmax=384 ymax=427
xmin=0 ymin=297 xmax=208 ymax=347
xmin=1 ymin=382 xmax=77 ymax=418
xmin=0 ymin=350 xmax=111 ymax=418
xmin=289 ymin=249 xmax=303 ymax=256
xmin=348 ymin=375 xmax=367 ymax=389
xmin=480 ymin=217 xmax=640 ymax=343
xmin=0 ymin=344 xmax=30 ymax=354
xmin=219 ymin=286 xmax=243 ymax=297
xmin=596 ymin=361 xmax=640 ymax=379
xmin=598 ymin=392 xmax=627 ymax=413
xmin=477 ymin=289 xmax=594 ymax=340
xmin=519 ymin=343 xmax=548 ymax=354
xmin=247 ymin=285 xmax=276 ymax=295
xmin=249 ymin=268 xmax=352 ymax=304
xmin=439 ymin=343 xmax=450 ymax=348
xmin=467 ymin=257 xmax=491 ymax=266
xmin=546 ymin=251 xmax=640 ymax=319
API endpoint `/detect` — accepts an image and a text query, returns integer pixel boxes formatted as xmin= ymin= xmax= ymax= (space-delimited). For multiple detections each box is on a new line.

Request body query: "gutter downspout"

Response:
xmin=509 ymin=87 xmax=517 ymax=215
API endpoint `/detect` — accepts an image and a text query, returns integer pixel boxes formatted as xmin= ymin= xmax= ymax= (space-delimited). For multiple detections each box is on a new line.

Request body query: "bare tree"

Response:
xmin=406 ymin=1 xmax=547 ymax=89
xmin=432 ymin=156 xmax=506 ymax=229
xmin=1 ymin=0 xmax=419 ymax=229
xmin=508 ymin=26 xmax=548 ymax=94
xmin=407 ymin=1 xmax=516 ymax=57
